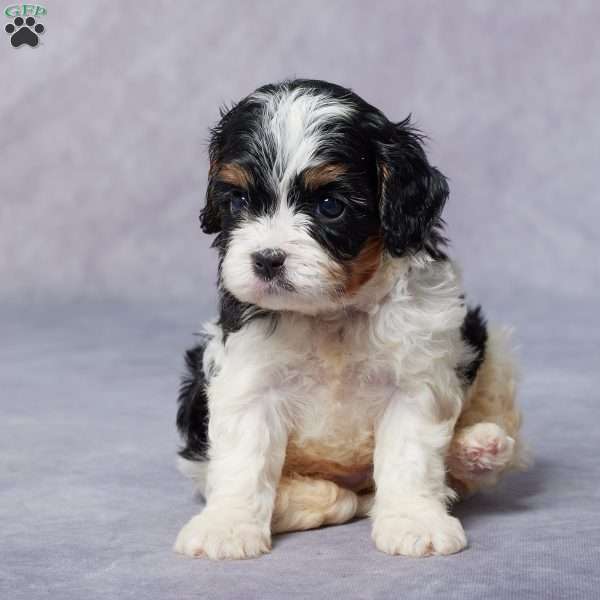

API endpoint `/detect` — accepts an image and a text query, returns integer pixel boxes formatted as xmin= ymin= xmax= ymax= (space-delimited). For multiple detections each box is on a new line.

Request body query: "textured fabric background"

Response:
xmin=1 ymin=1 xmax=599 ymax=599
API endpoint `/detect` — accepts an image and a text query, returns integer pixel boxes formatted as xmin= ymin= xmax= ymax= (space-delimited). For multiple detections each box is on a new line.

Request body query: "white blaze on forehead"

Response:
xmin=251 ymin=87 xmax=354 ymax=195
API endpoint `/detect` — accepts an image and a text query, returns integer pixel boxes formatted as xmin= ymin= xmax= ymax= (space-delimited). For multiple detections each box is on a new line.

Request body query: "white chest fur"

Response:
xmin=280 ymin=315 xmax=394 ymax=465
xmin=204 ymin=255 xmax=470 ymax=487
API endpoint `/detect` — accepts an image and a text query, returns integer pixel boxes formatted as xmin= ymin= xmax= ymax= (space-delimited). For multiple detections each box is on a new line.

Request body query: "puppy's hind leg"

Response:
xmin=449 ymin=328 xmax=528 ymax=496
xmin=448 ymin=422 xmax=516 ymax=494
xmin=272 ymin=475 xmax=370 ymax=534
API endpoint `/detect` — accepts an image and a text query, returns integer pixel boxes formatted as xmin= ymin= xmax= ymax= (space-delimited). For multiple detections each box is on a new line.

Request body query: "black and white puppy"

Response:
xmin=175 ymin=79 xmax=524 ymax=560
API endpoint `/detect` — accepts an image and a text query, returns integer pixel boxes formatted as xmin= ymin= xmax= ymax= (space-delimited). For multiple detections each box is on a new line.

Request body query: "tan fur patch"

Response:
xmin=216 ymin=163 xmax=253 ymax=188
xmin=283 ymin=439 xmax=375 ymax=493
xmin=343 ymin=237 xmax=384 ymax=296
xmin=303 ymin=163 xmax=347 ymax=190
xmin=272 ymin=474 xmax=364 ymax=534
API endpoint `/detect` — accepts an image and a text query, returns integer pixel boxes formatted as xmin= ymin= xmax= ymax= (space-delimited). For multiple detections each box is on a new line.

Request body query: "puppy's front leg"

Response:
xmin=175 ymin=367 xmax=287 ymax=560
xmin=372 ymin=387 xmax=467 ymax=557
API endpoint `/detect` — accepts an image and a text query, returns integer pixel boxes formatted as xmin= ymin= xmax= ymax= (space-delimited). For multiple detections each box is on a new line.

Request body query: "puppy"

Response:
xmin=174 ymin=79 xmax=525 ymax=560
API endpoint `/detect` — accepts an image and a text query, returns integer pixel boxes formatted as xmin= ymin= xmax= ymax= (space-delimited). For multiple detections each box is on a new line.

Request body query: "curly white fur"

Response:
xmin=175 ymin=253 xmax=523 ymax=559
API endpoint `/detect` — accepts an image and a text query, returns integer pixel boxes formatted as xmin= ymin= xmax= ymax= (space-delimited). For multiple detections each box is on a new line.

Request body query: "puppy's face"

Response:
xmin=201 ymin=80 xmax=448 ymax=315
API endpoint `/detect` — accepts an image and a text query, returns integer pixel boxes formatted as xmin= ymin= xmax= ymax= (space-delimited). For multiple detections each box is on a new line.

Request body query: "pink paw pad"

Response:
xmin=450 ymin=423 xmax=515 ymax=478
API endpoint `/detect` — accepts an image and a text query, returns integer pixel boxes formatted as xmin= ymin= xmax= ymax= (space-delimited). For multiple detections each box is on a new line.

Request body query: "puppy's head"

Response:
xmin=201 ymin=79 xmax=448 ymax=315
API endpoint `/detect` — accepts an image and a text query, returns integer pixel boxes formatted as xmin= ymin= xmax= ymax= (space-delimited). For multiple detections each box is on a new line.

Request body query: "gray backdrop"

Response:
xmin=1 ymin=2 xmax=599 ymax=599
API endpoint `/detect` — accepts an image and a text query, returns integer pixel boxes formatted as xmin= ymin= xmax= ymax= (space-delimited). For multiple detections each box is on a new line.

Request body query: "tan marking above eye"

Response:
xmin=216 ymin=163 xmax=253 ymax=189
xmin=303 ymin=163 xmax=348 ymax=191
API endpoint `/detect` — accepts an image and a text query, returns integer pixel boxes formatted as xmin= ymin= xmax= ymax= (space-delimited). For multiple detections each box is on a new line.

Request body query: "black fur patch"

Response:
xmin=459 ymin=305 xmax=488 ymax=385
xmin=177 ymin=338 xmax=211 ymax=460
xmin=372 ymin=116 xmax=449 ymax=258
xmin=217 ymin=288 xmax=277 ymax=341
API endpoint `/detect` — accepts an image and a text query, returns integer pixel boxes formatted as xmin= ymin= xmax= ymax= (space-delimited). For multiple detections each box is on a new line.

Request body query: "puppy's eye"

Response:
xmin=228 ymin=190 xmax=248 ymax=214
xmin=317 ymin=197 xmax=345 ymax=220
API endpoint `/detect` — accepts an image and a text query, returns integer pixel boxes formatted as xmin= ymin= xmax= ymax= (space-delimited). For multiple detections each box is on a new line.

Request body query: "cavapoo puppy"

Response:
xmin=174 ymin=79 xmax=525 ymax=560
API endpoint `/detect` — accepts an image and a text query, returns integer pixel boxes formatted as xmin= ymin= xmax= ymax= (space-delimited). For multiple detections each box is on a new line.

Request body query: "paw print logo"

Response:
xmin=5 ymin=16 xmax=45 ymax=48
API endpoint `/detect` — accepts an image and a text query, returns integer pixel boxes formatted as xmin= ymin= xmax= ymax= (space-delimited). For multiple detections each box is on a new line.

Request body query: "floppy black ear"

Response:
xmin=199 ymin=178 xmax=222 ymax=234
xmin=375 ymin=117 xmax=448 ymax=257
xmin=199 ymin=103 xmax=237 ymax=235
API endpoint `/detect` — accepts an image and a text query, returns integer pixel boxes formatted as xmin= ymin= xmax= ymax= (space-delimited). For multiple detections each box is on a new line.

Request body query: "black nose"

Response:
xmin=252 ymin=249 xmax=287 ymax=280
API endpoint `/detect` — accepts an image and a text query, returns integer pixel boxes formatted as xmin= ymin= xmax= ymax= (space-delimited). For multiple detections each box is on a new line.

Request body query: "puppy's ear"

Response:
xmin=374 ymin=116 xmax=448 ymax=257
xmin=199 ymin=172 xmax=222 ymax=234
xmin=199 ymin=103 xmax=244 ymax=235
xmin=200 ymin=116 xmax=229 ymax=234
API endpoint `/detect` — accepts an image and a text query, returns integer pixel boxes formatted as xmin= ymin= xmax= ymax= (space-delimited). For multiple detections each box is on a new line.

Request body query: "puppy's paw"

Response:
xmin=174 ymin=510 xmax=271 ymax=560
xmin=372 ymin=510 xmax=467 ymax=557
xmin=448 ymin=422 xmax=515 ymax=481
